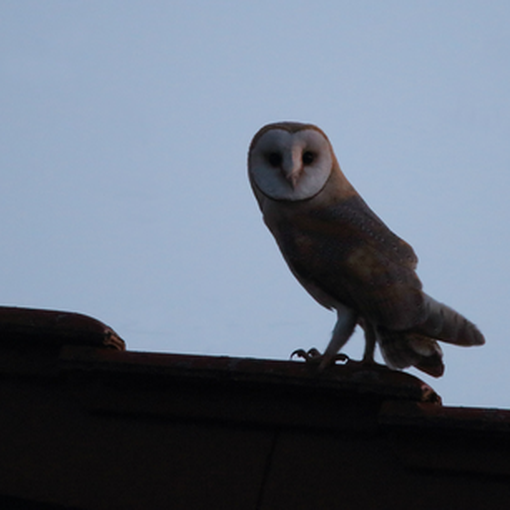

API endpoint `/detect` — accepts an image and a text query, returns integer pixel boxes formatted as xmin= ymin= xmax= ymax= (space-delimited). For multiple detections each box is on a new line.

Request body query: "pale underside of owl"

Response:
xmin=248 ymin=121 xmax=485 ymax=377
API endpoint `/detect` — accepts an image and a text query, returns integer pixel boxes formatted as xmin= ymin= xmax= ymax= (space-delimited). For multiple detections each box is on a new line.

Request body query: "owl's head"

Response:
xmin=248 ymin=122 xmax=334 ymax=201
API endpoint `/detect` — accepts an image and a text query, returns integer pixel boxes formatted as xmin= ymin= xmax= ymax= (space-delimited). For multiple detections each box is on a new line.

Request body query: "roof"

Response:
xmin=0 ymin=306 xmax=509 ymax=509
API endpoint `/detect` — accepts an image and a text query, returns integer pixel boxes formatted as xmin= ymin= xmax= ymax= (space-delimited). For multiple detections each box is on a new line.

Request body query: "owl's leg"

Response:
xmin=318 ymin=305 xmax=357 ymax=370
xmin=291 ymin=305 xmax=356 ymax=369
xmin=361 ymin=321 xmax=377 ymax=363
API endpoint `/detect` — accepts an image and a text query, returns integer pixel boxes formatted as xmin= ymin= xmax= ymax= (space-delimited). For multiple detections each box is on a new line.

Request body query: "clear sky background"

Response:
xmin=1 ymin=1 xmax=509 ymax=407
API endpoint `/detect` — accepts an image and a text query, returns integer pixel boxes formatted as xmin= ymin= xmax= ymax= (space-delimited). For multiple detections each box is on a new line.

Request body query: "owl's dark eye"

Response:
xmin=302 ymin=151 xmax=315 ymax=165
xmin=267 ymin=152 xmax=282 ymax=167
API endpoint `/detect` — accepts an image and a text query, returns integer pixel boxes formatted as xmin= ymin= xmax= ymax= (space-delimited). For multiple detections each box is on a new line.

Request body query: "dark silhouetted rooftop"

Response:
xmin=0 ymin=306 xmax=508 ymax=509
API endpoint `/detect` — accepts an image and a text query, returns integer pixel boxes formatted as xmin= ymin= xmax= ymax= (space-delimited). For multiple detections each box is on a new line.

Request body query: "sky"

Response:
xmin=1 ymin=1 xmax=509 ymax=408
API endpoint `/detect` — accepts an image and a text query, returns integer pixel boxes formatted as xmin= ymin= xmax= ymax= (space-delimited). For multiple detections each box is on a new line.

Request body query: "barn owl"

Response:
xmin=248 ymin=121 xmax=484 ymax=377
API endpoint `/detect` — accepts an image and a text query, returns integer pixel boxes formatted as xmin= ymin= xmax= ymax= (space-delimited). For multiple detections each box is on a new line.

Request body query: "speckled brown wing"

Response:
xmin=269 ymin=193 xmax=427 ymax=331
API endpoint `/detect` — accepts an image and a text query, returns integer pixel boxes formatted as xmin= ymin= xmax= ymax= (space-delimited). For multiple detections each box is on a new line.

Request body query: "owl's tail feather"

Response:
xmin=415 ymin=294 xmax=485 ymax=347
xmin=378 ymin=330 xmax=445 ymax=377
xmin=377 ymin=294 xmax=484 ymax=377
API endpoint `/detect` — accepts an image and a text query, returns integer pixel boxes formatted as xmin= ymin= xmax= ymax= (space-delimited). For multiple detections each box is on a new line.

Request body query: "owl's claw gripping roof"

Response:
xmin=291 ymin=348 xmax=350 ymax=366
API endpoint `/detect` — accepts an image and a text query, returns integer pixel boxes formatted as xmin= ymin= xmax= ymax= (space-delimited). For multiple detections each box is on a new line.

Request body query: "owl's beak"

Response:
xmin=282 ymin=155 xmax=302 ymax=189
xmin=285 ymin=169 xmax=301 ymax=189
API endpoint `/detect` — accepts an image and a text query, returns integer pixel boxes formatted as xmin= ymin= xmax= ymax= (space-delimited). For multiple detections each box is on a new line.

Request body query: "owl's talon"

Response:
xmin=291 ymin=348 xmax=306 ymax=360
xmin=333 ymin=353 xmax=350 ymax=363
xmin=291 ymin=348 xmax=349 ymax=366
xmin=291 ymin=347 xmax=321 ymax=362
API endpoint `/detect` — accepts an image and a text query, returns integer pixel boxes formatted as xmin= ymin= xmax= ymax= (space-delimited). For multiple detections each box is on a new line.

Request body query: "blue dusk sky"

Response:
xmin=1 ymin=1 xmax=509 ymax=407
